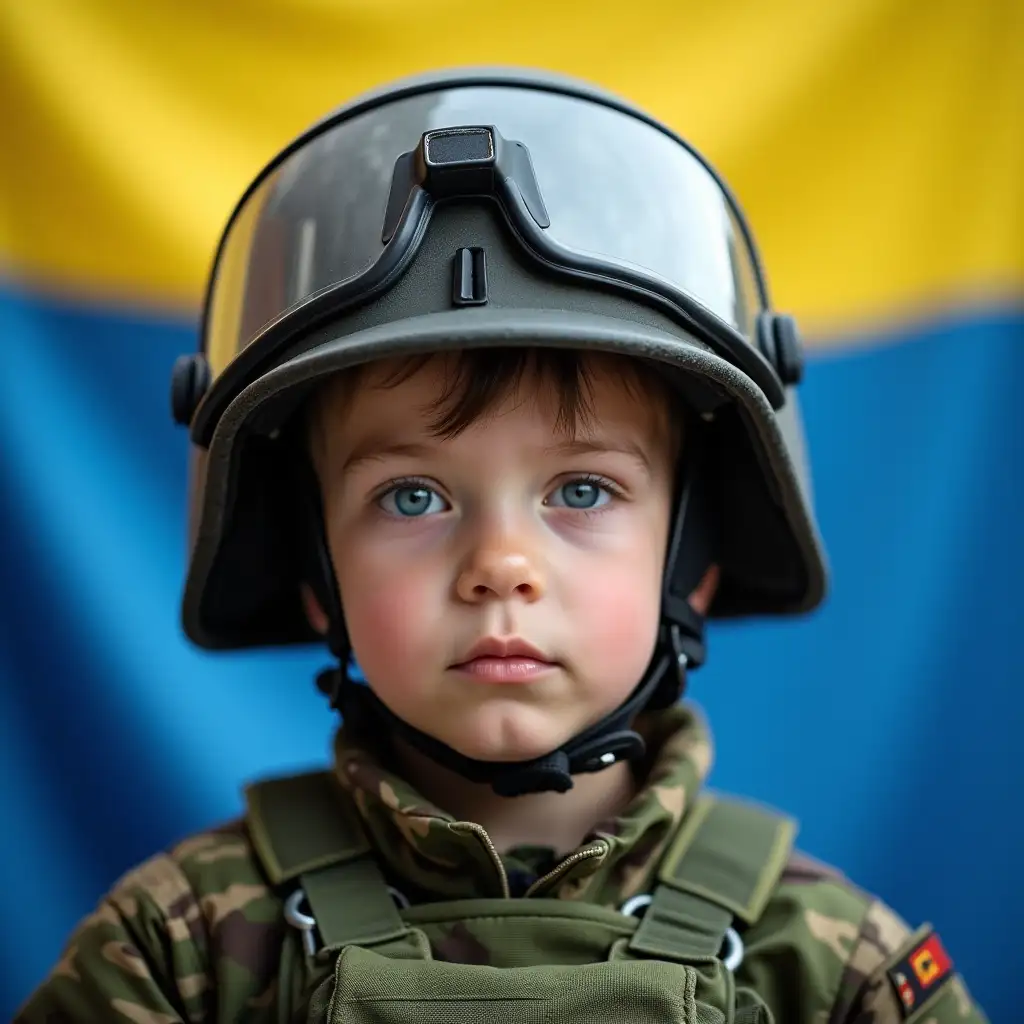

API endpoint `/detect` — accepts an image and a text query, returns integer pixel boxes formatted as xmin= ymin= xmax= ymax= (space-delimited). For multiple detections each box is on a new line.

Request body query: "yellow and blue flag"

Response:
xmin=1 ymin=3 xmax=1021 ymax=1017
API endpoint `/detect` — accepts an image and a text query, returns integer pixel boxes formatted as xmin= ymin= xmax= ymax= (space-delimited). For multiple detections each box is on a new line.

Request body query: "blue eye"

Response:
xmin=548 ymin=479 xmax=612 ymax=510
xmin=380 ymin=485 xmax=447 ymax=517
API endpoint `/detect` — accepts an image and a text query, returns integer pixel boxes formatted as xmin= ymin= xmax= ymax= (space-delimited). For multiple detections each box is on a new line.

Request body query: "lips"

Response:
xmin=453 ymin=636 xmax=554 ymax=666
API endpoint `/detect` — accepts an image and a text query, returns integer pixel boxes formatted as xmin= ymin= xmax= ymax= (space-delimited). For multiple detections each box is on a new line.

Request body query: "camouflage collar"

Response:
xmin=332 ymin=703 xmax=713 ymax=907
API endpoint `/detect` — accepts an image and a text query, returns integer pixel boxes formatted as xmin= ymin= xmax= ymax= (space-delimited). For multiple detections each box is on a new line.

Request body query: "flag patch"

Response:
xmin=887 ymin=930 xmax=954 ymax=1017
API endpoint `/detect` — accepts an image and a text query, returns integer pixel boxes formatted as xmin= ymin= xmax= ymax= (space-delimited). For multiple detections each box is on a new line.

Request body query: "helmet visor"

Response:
xmin=202 ymin=84 xmax=774 ymax=428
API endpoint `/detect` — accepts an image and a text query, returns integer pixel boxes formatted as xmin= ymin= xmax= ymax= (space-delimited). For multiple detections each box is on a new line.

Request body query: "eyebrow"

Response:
xmin=544 ymin=438 xmax=653 ymax=472
xmin=340 ymin=440 xmax=435 ymax=476
xmin=338 ymin=435 xmax=654 ymax=477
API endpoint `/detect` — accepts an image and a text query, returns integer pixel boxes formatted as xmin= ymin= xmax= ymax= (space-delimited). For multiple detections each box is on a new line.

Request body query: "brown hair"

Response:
xmin=308 ymin=347 xmax=683 ymax=462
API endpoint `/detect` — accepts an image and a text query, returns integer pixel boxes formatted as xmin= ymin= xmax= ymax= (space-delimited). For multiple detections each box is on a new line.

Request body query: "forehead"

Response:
xmin=315 ymin=352 xmax=672 ymax=446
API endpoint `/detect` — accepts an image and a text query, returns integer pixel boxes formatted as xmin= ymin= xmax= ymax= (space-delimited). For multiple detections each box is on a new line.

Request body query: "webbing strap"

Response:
xmin=302 ymin=858 xmax=407 ymax=949
xmin=246 ymin=771 xmax=409 ymax=950
xmin=629 ymin=887 xmax=733 ymax=961
xmin=660 ymin=794 xmax=796 ymax=923
xmin=629 ymin=793 xmax=796 ymax=963
xmin=246 ymin=771 xmax=370 ymax=884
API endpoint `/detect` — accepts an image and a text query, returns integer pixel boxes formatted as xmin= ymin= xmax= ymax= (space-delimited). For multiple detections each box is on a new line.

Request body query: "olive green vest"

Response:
xmin=246 ymin=772 xmax=796 ymax=1024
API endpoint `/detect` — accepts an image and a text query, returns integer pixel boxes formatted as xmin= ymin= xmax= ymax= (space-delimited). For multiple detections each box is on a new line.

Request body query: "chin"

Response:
xmin=442 ymin=715 xmax=571 ymax=764
xmin=453 ymin=740 xmax=555 ymax=764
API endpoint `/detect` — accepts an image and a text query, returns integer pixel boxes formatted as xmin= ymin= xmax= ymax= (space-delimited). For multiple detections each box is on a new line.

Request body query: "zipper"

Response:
xmin=523 ymin=840 xmax=609 ymax=898
xmin=447 ymin=821 xmax=511 ymax=899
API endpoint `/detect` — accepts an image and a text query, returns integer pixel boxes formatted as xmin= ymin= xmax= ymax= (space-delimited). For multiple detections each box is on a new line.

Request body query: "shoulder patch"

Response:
xmin=887 ymin=929 xmax=954 ymax=1017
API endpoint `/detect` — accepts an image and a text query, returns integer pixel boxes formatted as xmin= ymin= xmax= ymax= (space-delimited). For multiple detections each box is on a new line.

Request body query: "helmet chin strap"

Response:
xmin=304 ymin=439 xmax=714 ymax=798
xmin=316 ymin=612 xmax=701 ymax=797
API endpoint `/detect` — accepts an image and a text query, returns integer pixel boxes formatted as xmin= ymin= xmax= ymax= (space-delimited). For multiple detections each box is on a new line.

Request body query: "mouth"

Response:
xmin=450 ymin=636 xmax=558 ymax=684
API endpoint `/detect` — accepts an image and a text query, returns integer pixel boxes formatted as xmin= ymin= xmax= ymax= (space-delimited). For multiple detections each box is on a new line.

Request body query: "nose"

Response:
xmin=455 ymin=530 xmax=546 ymax=604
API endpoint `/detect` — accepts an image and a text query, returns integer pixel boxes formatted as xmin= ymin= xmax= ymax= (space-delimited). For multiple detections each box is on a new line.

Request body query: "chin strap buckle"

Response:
xmin=669 ymin=624 xmax=690 ymax=686
xmin=492 ymin=749 xmax=573 ymax=798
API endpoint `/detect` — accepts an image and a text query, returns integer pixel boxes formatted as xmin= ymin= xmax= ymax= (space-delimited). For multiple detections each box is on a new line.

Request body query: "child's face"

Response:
xmin=313 ymin=355 xmax=676 ymax=763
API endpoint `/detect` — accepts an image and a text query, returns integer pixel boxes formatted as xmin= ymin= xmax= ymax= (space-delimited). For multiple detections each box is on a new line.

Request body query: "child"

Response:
xmin=16 ymin=68 xmax=987 ymax=1023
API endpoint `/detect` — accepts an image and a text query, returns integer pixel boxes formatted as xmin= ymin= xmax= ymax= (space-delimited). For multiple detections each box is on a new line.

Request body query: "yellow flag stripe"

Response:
xmin=1 ymin=1 xmax=1022 ymax=340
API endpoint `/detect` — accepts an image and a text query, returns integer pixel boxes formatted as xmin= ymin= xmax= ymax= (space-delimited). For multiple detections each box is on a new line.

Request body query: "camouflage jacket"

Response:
xmin=15 ymin=705 xmax=987 ymax=1023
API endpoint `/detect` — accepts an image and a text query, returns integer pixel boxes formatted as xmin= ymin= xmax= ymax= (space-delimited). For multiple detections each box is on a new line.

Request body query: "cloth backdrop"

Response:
xmin=1 ymin=3 xmax=1021 ymax=1018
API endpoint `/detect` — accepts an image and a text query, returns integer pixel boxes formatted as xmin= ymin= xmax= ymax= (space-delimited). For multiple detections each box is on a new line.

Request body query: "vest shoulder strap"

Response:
xmin=245 ymin=770 xmax=370 ymax=884
xmin=628 ymin=792 xmax=796 ymax=963
xmin=659 ymin=791 xmax=797 ymax=924
xmin=246 ymin=771 xmax=410 ymax=952
xmin=247 ymin=774 xmax=795 ymax=966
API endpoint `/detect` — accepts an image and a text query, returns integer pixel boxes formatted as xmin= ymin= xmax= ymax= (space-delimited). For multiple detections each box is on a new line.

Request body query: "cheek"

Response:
xmin=568 ymin=544 xmax=664 ymax=677
xmin=334 ymin=542 xmax=444 ymax=680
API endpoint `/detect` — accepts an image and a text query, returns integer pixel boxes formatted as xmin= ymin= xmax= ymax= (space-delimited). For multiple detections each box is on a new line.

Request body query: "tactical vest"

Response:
xmin=246 ymin=772 xmax=796 ymax=1024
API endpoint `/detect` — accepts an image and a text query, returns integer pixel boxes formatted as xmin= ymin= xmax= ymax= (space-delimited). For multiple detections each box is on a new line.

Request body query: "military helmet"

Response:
xmin=171 ymin=67 xmax=828 ymax=655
